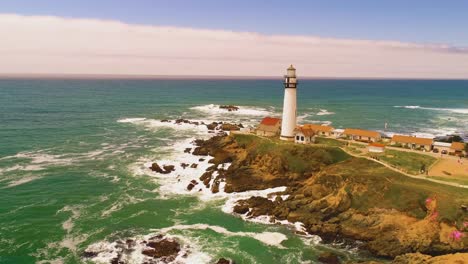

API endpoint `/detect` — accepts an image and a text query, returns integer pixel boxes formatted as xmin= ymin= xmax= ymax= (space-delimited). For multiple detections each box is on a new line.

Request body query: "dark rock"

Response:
xmin=184 ymin=148 xmax=192 ymax=153
xmin=190 ymin=163 xmax=198 ymax=168
xmin=191 ymin=121 xmax=199 ymax=126
xmin=160 ymin=119 xmax=169 ymax=123
xmin=175 ymin=119 xmax=191 ymax=124
xmin=187 ymin=183 xmax=195 ymax=191
xmin=233 ymin=204 xmax=250 ymax=214
xmin=110 ymin=255 xmax=124 ymax=264
xmin=211 ymin=180 xmax=220 ymax=193
xmin=219 ymin=105 xmax=239 ymax=112
xmin=220 ymin=123 xmax=241 ymax=131
xmin=193 ymin=139 xmax=205 ymax=146
xmin=215 ymin=258 xmax=235 ymax=264
xmin=149 ymin=163 xmax=164 ymax=173
xmin=317 ymin=252 xmax=341 ymax=264
xmin=206 ymin=164 xmax=218 ymax=171
xmin=199 ymin=158 xmax=206 ymax=162
xmin=142 ymin=238 xmax=180 ymax=259
xmin=206 ymin=123 xmax=218 ymax=130
xmin=83 ymin=250 xmax=98 ymax=258
xmin=192 ymin=147 xmax=209 ymax=156
xmin=181 ymin=163 xmax=189 ymax=169
xmin=163 ymin=165 xmax=175 ymax=172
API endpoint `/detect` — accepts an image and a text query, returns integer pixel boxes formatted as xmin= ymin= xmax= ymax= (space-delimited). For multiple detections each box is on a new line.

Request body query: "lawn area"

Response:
xmin=429 ymin=176 xmax=468 ymax=186
xmin=369 ymin=149 xmax=437 ymax=175
xmin=315 ymin=137 xmax=346 ymax=147
xmin=232 ymin=134 xmax=350 ymax=174
xmin=328 ymin=157 xmax=468 ymax=222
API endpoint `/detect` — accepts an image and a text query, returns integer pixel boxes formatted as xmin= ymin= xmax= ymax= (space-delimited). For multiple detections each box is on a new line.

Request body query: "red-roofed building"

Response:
xmin=256 ymin=117 xmax=282 ymax=137
xmin=368 ymin=142 xmax=386 ymax=153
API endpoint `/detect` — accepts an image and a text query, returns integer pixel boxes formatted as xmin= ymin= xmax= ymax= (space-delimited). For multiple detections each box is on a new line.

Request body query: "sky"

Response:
xmin=1 ymin=1 xmax=468 ymax=78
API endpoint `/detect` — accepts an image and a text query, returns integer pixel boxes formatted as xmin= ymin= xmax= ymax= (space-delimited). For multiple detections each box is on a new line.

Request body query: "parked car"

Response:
xmin=441 ymin=150 xmax=448 ymax=154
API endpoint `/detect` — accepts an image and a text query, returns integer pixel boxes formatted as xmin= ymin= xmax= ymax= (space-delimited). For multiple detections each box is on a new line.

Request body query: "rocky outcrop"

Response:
xmin=143 ymin=238 xmax=180 ymax=259
xmin=83 ymin=234 xmax=182 ymax=263
xmin=192 ymin=134 xmax=468 ymax=261
xmin=318 ymin=252 xmax=341 ymax=264
xmin=220 ymin=123 xmax=241 ymax=131
xmin=187 ymin=180 xmax=198 ymax=191
xmin=150 ymin=163 xmax=175 ymax=174
xmin=219 ymin=105 xmax=239 ymax=112
xmin=392 ymin=252 xmax=468 ymax=263
xmin=214 ymin=258 xmax=235 ymax=264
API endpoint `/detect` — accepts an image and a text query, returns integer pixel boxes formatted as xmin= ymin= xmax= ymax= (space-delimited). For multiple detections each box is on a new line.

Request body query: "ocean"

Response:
xmin=0 ymin=78 xmax=467 ymax=263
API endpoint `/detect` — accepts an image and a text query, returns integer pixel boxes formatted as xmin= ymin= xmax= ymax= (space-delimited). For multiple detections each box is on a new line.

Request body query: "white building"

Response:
xmin=294 ymin=128 xmax=316 ymax=144
xmin=433 ymin=141 xmax=452 ymax=154
xmin=280 ymin=65 xmax=297 ymax=141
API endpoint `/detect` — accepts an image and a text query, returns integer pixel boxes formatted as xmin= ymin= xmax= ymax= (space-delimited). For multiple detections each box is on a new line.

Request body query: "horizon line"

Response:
xmin=1 ymin=73 xmax=467 ymax=81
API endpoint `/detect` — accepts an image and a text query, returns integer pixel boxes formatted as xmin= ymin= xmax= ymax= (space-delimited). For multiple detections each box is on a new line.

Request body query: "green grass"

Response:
xmin=232 ymin=134 xmax=350 ymax=174
xmin=429 ymin=176 xmax=468 ymax=186
xmin=329 ymin=157 xmax=468 ymax=222
xmin=315 ymin=137 xmax=346 ymax=147
xmin=369 ymin=149 xmax=437 ymax=175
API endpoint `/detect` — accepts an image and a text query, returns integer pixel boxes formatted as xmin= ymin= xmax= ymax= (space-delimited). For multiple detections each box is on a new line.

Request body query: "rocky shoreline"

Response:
xmin=86 ymin=118 xmax=466 ymax=264
xmin=156 ymin=127 xmax=467 ymax=263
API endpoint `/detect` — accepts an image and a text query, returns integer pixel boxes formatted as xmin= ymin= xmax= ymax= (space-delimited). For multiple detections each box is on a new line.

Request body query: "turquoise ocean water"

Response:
xmin=0 ymin=79 xmax=467 ymax=263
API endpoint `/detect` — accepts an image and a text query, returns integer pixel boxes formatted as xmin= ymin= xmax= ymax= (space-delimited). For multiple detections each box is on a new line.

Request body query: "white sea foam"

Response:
xmin=191 ymin=104 xmax=274 ymax=117
xmin=118 ymin=118 xmax=209 ymax=135
xmin=57 ymin=205 xmax=82 ymax=233
xmin=316 ymin=109 xmax=335 ymax=116
xmin=85 ymin=233 xmax=211 ymax=264
xmin=394 ymin=105 xmax=468 ymax=114
xmin=3 ymin=175 xmax=42 ymax=188
xmin=157 ymin=223 xmax=287 ymax=247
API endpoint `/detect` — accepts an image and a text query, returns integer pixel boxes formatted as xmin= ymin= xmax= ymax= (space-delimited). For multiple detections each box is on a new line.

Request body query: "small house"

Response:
xmin=256 ymin=117 xmax=281 ymax=137
xmin=342 ymin=128 xmax=381 ymax=142
xmin=294 ymin=127 xmax=316 ymax=144
xmin=331 ymin=128 xmax=344 ymax=139
xmin=391 ymin=135 xmax=433 ymax=151
xmin=302 ymin=124 xmax=334 ymax=137
xmin=451 ymin=142 xmax=466 ymax=155
xmin=433 ymin=141 xmax=452 ymax=154
xmin=368 ymin=143 xmax=385 ymax=153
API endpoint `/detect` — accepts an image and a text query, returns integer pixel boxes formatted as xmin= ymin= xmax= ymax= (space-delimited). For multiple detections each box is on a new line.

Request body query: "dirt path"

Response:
xmin=339 ymin=147 xmax=468 ymax=189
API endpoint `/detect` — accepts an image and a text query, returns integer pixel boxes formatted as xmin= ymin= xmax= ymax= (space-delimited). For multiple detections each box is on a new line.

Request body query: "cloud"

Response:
xmin=1 ymin=13 xmax=467 ymax=78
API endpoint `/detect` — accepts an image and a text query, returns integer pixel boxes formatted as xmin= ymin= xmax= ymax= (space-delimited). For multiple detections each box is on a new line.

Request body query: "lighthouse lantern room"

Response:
xmin=280 ymin=65 xmax=298 ymax=141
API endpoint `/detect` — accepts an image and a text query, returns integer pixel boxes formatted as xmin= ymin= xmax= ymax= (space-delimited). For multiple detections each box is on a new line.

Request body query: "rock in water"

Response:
xmin=184 ymin=148 xmax=192 ymax=153
xmin=317 ymin=252 xmax=341 ymax=264
xmin=192 ymin=147 xmax=209 ymax=156
xmin=150 ymin=163 xmax=164 ymax=173
xmin=220 ymin=123 xmax=241 ymax=131
xmin=190 ymin=163 xmax=198 ymax=168
xmin=163 ymin=165 xmax=175 ymax=172
xmin=206 ymin=122 xmax=218 ymax=130
xmin=233 ymin=204 xmax=250 ymax=215
xmin=215 ymin=258 xmax=235 ymax=264
xmin=219 ymin=105 xmax=239 ymax=112
xmin=142 ymin=238 xmax=180 ymax=259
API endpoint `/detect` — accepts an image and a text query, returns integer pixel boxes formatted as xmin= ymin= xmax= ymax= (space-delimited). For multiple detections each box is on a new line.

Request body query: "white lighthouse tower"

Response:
xmin=280 ymin=65 xmax=298 ymax=141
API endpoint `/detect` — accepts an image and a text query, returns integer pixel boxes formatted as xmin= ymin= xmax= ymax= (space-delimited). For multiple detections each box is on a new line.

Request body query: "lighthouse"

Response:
xmin=280 ymin=65 xmax=298 ymax=141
